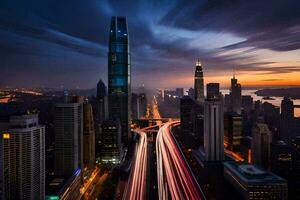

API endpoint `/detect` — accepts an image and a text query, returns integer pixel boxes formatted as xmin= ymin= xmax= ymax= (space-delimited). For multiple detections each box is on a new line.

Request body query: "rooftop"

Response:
xmin=224 ymin=162 xmax=286 ymax=184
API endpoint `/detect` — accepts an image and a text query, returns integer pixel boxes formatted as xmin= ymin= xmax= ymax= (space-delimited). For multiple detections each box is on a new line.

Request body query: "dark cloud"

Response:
xmin=0 ymin=0 xmax=300 ymax=88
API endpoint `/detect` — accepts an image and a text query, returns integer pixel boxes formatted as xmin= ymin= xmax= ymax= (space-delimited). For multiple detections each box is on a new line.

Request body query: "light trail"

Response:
xmin=123 ymin=129 xmax=147 ymax=200
xmin=156 ymin=121 xmax=205 ymax=200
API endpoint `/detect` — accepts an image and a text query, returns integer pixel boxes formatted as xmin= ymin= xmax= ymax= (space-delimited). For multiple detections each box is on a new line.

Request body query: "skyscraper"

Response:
xmin=180 ymin=96 xmax=195 ymax=136
xmin=0 ymin=114 xmax=45 ymax=200
xmin=101 ymin=119 xmax=122 ymax=164
xmin=207 ymin=83 xmax=220 ymax=100
xmin=108 ymin=16 xmax=131 ymax=145
xmin=54 ymin=97 xmax=83 ymax=178
xmin=280 ymin=97 xmax=294 ymax=141
xmin=94 ymin=79 xmax=108 ymax=160
xmin=83 ymin=101 xmax=95 ymax=170
xmin=252 ymin=123 xmax=272 ymax=169
xmin=194 ymin=58 xmax=204 ymax=104
xmin=204 ymin=96 xmax=224 ymax=161
xmin=230 ymin=75 xmax=242 ymax=114
xmin=224 ymin=112 xmax=242 ymax=152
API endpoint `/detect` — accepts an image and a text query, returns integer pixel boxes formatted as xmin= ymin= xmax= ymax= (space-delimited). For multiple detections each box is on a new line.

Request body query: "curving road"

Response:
xmin=123 ymin=129 xmax=148 ymax=200
xmin=156 ymin=121 xmax=204 ymax=200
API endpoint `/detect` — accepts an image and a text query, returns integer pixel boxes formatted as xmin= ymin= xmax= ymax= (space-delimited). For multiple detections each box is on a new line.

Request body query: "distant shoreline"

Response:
xmin=255 ymin=88 xmax=300 ymax=99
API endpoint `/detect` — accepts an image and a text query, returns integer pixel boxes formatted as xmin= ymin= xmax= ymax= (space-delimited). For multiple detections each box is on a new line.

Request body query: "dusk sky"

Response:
xmin=1 ymin=0 xmax=300 ymax=89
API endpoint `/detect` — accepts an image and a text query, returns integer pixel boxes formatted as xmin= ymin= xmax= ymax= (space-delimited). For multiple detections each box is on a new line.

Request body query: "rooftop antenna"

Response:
xmin=196 ymin=57 xmax=201 ymax=66
xmin=233 ymin=66 xmax=236 ymax=79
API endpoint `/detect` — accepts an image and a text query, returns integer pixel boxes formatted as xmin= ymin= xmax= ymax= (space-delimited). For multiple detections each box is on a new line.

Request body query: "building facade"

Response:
xmin=204 ymin=97 xmax=224 ymax=161
xmin=83 ymin=101 xmax=95 ymax=169
xmin=54 ymin=97 xmax=83 ymax=178
xmin=194 ymin=58 xmax=204 ymax=105
xmin=0 ymin=114 xmax=45 ymax=200
xmin=108 ymin=16 xmax=131 ymax=145
xmin=230 ymin=75 xmax=242 ymax=114
xmin=224 ymin=162 xmax=288 ymax=200
xmin=101 ymin=119 xmax=122 ymax=164
xmin=252 ymin=123 xmax=272 ymax=169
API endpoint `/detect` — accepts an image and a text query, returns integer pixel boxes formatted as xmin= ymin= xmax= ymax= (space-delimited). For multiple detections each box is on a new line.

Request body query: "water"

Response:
xmin=220 ymin=89 xmax=300 ymax=117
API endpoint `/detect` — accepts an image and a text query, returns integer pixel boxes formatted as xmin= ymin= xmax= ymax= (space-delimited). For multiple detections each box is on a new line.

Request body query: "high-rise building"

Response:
xmin=194 ymin=58 xmax=204 ymax=104
xmin=180 ymin=96 xmax=195 ymax=136
xmin=187 ymin=88 xmax=195 ymax=99
xmin=204 ymin=96 xmax=224 ymax=161
xmin=54 ymin=97 xmax=83 ymax=178
xmin=94 ymin=79 xmax=108 ymax=160
xmin=206 ymin=83 xmax=220 ymax=99
xmin=97 ymin=79 xmax=107 ymax=100
xmin=0 ymin=114 xmax=45 ymax=200
xmin=224 ymin=112 xmax=242 ymax=152
xmin=175 ymin=88 xmax=184 ymax=98
xmin=252 ymin=123 xmax=272 ymax=169
xmin=83 ymin=101 xmax=95 ymax=170
xmin=241 ymin=95 xmax=253 ymax=113
xmin=280 ymin=97 xmax=294 ymax=141
xmin=224 ymin=162 xmax=288 ymax=200
xmin=108 ymin=16 xmax=131 ymax=145
xmin=101 ymin=119 xmax=122 ymax=164
xmin=230 ymin=75 xmax=241 ymax=114
xmin=270 ymin=141 xmax=292 ymax=183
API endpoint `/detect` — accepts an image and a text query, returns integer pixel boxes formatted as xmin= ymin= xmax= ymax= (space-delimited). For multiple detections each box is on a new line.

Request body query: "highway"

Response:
xmin=156 ymin=121 xmax=204 ymax=200
xmin=122 ymin=129 xmax=148 ymax=200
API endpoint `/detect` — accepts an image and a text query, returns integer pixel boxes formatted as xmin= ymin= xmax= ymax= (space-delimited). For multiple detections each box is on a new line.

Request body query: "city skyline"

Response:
xmin=1 ymin=0 xmax=300 ymax=89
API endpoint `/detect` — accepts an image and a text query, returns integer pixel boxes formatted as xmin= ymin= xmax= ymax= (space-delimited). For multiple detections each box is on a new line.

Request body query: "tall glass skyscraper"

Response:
xmin=194 ymin=58 xmax=204 ymax=104
xmin=108 ymin=16 xmax=131 ymax=145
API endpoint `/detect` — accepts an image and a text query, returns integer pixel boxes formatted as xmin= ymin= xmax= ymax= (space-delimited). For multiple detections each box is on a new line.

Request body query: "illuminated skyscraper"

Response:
xmin=108 ymin=16 xmax=131 ymax=145
xmin=0 ymin=114 xmax=45 ymax=200
xmin=194 ymin=58 xmax=204 ymax=104
xmin=230 ymin=74 xmax=242 ymax=114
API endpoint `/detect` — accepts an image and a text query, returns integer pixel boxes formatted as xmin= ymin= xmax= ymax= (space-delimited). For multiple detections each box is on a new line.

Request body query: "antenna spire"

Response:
xmin=196 ymin=57 xmax=201 ymax=66
xmin=233 ymin=67 xmax=236 ymax=79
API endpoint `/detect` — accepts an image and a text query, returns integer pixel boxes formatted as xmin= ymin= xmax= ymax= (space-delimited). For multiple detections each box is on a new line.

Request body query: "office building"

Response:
xmin=0 ymin=114 xmax=45 ymax=200
xmin=194 ymin=58 xmax=204 ymax=104
xmin=280 ymin=97 xmax=294 ymax=141
xmin=224 ymin=162 xmax=288 ymax=200
xmin=54 ymin=97 xmax=83 ymax=178
xmin=101 ymin=119 xmax=122 ymax=164
xmin=94 ymin=79 xmax=108 ymax=159
xmin=224 ymin=112 xmax=242 ymax=152
xmin=242 ymin=95 xmax=253 ymax=113
xmin=230 ymin=75 xmax=242 ymax=114
xmin=252 ymin=123 xmax=272 ymax=169
xmin=108 ymin=16 xmax=131 ymax=145
xmin=206 ymin=83 xmax=220 ymax=99
xmin=204 ymin=96 xmax=224 ymax=161
xmin=175 ymin=88 xmax=184 ymax=98
xmin=180 ymin=96 xmax=195 ymax=136
xmin=187 ymin=88 xmax=194 ymax=99
xmin=83 ymin=101 xmax=95 ymax=169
